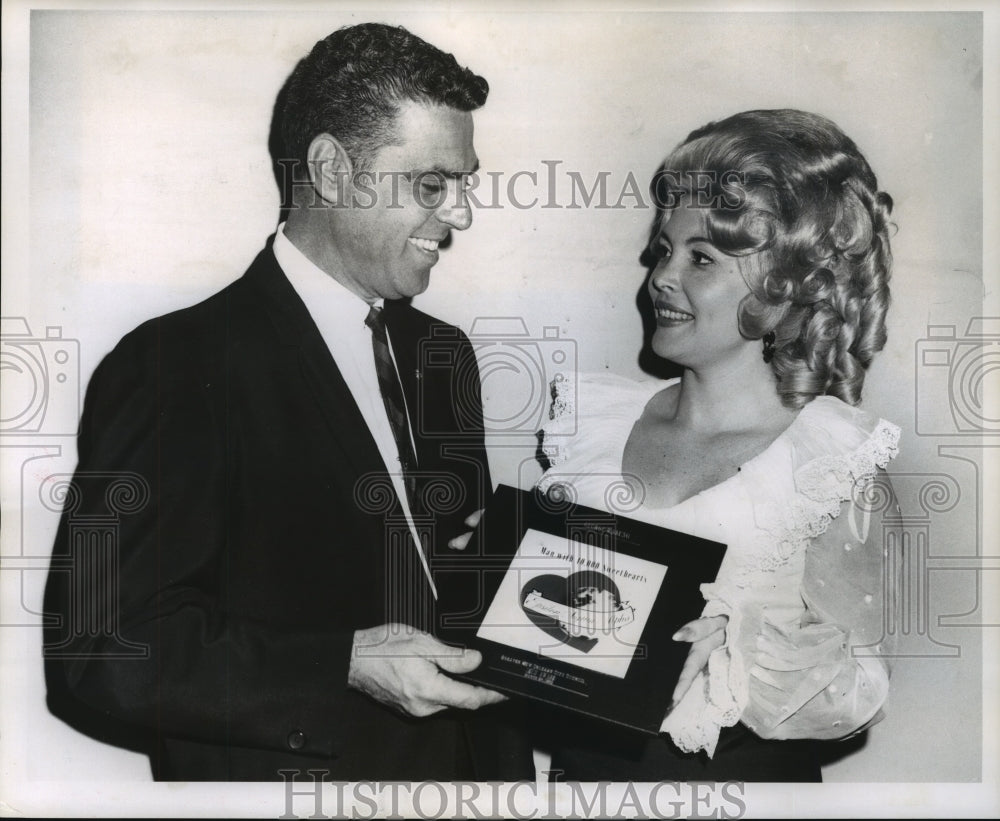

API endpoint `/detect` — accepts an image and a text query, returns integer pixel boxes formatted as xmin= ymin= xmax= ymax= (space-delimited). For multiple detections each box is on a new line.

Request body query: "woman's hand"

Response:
xmin=669 ymin=615 xmax=729 ymax=709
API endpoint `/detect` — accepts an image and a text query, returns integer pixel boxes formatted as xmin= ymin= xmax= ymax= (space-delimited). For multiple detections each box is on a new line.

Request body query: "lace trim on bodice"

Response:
xmin=738 ymin=405 xmax=900 ymax=579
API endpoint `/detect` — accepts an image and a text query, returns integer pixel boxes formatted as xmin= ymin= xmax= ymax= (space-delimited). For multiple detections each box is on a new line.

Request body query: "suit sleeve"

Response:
xmin=43 ymin=325 xmax=355 ymax=759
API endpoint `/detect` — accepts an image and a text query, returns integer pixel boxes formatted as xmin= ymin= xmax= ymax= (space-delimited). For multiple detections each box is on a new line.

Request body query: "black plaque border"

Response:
xmin=440 ymin=484 xmax=727 ymax=735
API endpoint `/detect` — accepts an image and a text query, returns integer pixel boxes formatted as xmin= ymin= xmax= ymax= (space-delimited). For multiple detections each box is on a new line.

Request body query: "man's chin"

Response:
xmin=396 ymin=270 xmax=433 ymax=299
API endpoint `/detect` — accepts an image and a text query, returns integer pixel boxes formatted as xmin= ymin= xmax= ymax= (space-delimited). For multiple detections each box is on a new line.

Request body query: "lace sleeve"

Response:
xmin=741 ymin=469 xmax=900 ymax=740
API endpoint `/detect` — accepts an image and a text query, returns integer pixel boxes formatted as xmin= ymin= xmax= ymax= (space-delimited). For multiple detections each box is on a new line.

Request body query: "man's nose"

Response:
xmin=436 ymin=189 xmax=472 ymax=231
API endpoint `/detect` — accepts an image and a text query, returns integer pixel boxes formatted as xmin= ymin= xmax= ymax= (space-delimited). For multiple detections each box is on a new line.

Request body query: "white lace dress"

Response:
xmin=537 ymin=372 xmax=901 ymax=758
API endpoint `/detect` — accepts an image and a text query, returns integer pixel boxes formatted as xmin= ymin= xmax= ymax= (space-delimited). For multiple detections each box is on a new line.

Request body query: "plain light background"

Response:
xmin=2 ymin=2 xmax=998 ymax=817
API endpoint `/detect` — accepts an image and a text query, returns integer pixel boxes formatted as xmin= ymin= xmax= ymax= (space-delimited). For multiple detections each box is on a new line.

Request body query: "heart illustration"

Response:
xmin=519 ymin=570 xmax=624 ymax=654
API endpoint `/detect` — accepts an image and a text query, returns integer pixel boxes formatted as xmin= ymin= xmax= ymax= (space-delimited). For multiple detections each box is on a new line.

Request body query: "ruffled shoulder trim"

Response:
xmin=792 ymin=397 xmax=900 ymax=503
xmin=739 ymin=396 xmax=901 ymax=572
xmin=539 ymin=371 xmax=669 ymax=469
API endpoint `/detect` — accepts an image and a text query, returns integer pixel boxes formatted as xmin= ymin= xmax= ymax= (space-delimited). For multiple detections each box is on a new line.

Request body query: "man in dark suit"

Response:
xmin=43 ymin=23 xmax=529 ymax=782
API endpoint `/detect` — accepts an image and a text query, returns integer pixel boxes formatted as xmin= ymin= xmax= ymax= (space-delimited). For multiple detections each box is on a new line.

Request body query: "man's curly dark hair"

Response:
xmin=279 ymin=23 xmax=488 ymax=176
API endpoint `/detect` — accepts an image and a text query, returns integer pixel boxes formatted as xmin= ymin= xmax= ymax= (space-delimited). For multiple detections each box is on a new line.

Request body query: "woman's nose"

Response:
xmin=649 ymin=259 xmax=679 ymax=292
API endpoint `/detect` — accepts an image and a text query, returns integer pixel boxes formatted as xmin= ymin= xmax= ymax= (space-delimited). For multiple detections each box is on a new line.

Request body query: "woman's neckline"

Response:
xmin=620 ymin=381 xmax=816 ymax=514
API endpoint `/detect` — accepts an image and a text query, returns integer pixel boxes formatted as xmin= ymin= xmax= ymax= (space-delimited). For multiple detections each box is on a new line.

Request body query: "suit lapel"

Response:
xmin=241 ymin=243 xmax=438 ymax=627
xmin=243 ymin=243 xmax=392 ymax=485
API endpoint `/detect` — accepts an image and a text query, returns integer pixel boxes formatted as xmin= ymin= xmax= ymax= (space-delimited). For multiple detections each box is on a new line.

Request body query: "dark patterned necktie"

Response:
xmin=365 ymin=305 xmax=420 ymax=515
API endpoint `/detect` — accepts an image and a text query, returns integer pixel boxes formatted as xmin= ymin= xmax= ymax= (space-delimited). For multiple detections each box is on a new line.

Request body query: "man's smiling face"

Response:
xmin=329 ymin=100 xmax=478 ymax=301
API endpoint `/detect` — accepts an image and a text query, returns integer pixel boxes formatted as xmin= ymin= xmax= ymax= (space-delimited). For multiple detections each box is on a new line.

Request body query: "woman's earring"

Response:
xmin=762 ymin=331 xmax=776 ymax=364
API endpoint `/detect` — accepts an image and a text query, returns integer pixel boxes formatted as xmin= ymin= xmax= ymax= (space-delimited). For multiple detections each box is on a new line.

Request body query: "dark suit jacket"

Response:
xmin=43 ymin=241 xmax=530 ymax=781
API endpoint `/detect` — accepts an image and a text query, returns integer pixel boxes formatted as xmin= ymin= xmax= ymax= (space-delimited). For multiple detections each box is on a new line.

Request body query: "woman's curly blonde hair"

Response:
xmin=654 ymin=109 xmax=893 ymax=409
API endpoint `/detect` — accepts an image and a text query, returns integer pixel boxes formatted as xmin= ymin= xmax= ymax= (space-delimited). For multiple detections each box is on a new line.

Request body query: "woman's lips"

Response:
xmin=654 ymin=303 xmax=694 ymax=324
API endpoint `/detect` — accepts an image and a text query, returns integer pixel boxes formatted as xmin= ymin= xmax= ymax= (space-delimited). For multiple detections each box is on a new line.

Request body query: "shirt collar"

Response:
xmin=273 ymin=223 xmax=384 ymax=312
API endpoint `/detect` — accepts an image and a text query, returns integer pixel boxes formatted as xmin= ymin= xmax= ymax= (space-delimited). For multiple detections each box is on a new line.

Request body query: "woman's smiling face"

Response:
xmin=646 ymin=202 xmax=754 ymax=370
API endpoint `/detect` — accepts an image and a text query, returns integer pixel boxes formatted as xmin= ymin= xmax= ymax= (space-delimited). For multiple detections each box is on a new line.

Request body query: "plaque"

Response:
xmin=440 ymin=484 xmax=728 ymax=735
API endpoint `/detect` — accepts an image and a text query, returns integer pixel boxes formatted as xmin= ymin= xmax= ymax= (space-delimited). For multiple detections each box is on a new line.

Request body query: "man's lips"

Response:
xmin=408 ymin=237 xmax=442 ymax=254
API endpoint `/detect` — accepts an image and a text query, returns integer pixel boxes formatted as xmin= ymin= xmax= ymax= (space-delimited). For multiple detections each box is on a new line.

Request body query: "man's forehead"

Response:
xmin=377 ymin=100 xmax=478 ymax=173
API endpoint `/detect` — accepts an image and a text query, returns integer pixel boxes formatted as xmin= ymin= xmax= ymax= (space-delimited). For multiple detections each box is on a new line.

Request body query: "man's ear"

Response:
xmin=306 ymin=133 xmax=352 ymax=205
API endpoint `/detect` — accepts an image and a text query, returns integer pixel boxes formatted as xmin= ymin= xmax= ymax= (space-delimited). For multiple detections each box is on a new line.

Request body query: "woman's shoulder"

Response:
xmin=545 ymin=370 xmax=673 ymax=427
xmin=761 ymin=394 xmax=901 ymax=509
xmin=787 ymin=395 xmax=901 ymax=467
xmin=726 ymin=395 xmax=901 ymax=573
xmin=540 ymin=370 xmax=672 ymax=469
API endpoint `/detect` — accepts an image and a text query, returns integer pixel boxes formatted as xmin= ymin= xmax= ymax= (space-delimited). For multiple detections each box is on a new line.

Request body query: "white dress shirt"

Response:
xmin=273 ymin=223 xmax=436 ymax=597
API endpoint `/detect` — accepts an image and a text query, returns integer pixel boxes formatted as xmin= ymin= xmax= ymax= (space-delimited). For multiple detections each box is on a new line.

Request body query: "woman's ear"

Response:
xmin=737 ymin=292 xmax=769 ymax=340
xmin=305 ymin=133 xmax=352 ymax=206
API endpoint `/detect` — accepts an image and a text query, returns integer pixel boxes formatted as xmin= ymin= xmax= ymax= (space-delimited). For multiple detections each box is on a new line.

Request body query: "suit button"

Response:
xmin=287 ymin=730 xmax=306 ymax=750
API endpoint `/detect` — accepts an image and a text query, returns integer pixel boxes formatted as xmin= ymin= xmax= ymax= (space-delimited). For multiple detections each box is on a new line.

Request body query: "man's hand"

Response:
xmin=668 ymin=615 xmax=729 ymax=709
xmin=347 ymin=623 xmax=507 ymax=717
xmin=447 ymin=508 xmax=484 ymax=551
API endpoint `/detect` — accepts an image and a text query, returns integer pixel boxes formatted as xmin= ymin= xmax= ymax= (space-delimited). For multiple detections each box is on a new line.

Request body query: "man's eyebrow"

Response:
xmin=412 ymin=161 xmax=480 ymax=177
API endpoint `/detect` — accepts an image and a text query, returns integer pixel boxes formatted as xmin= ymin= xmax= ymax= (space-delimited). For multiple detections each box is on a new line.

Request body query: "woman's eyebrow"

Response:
xmin=655 ymin=227 xmax=713 ymax=246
